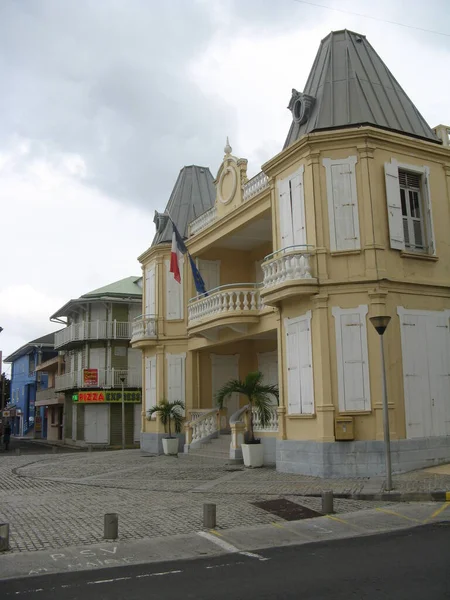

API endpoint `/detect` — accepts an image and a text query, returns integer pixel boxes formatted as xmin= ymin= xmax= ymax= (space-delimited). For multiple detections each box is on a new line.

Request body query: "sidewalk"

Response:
xmin=1 ymin=449 xmax=450 ymax=555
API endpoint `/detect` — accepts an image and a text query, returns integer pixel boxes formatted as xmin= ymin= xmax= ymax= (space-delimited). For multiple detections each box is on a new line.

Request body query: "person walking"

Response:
xmin=3 ymin=421 xmax=11 ymax=451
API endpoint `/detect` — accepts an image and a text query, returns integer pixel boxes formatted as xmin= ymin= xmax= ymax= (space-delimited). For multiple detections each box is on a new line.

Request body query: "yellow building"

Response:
xmin=132 ymin=30 xmax=450 ymax=476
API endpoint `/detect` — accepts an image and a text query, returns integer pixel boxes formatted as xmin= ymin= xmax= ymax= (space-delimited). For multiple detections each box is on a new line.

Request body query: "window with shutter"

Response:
xmin=166 ymin=353 xmax=186 ymax=415
xmin=145 ymin=356 xmax=157 ymax=414
xmin=323 ymin=156 xmax=360 ymax=251
xmin=284 ymin=311 xmax=314 ymax=415
xmin=384 ymin=160 xmax=435 ymax=255
xmin=197 ymin=259 xmax=220 ymax=293
xmin=277 ymin=166 xmax=306 ymax=250
xmin=332 ymin=305 xmax=371 ymax=412
xmin=165 ymin=259 xmax=184 ymax=320
xmin=145 ymin=264 xmax=156 ymax=315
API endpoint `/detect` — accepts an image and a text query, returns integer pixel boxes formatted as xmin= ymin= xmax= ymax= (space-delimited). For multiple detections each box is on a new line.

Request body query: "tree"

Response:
xmin=215 ymin=371 xmax=279 ymax=444
xmin=147 ymin=399 xmax=185 ymax=438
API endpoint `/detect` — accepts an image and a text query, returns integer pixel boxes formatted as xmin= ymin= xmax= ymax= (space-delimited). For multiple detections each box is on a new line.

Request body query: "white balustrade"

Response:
xmin=189 ymin=206 xmax=218 ymax=236
xmin=243 ymin=171 xmax=269 ymax=202
xmin=262 ymin=248 xmax=314 ymax=289
xmin=131 ymin=315 xmax=157 ymax=342
xmin=54 ymin=321 xmax=132 ymax=349
xmin=55 ymin=369 xmax=142 ymax=391
xmin=252 ymin=407 xmax=278 ymax=432
xmin=188 ymin=285 xmax=264 ymax=324
xmin=191 ymin=410 xmax=218 ymax=443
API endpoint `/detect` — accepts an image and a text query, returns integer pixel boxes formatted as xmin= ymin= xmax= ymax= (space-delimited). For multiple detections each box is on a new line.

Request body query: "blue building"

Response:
xmin=4 ymin=333 xmax=57 ymax=436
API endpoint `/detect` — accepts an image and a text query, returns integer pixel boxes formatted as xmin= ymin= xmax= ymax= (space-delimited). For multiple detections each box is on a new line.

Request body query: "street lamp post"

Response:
xmin=120 ymin=377 xmax=126 ymax=450
xmin=369 ymin=315 xmax=392 ymax=491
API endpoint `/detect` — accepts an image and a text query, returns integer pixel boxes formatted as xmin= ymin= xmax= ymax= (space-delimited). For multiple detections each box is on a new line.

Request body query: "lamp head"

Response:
xmin=369 ymin=316 xmax=391 ymax=336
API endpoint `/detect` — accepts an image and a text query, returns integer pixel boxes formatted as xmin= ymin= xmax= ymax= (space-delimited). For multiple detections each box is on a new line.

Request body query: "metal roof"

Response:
xmin=5 ymin=332 xmax=57 ymax=363
xmin=152 ymin=165 xmax=216 ymax=246
xmin=284 ymin=29 xmax=440 ymax=148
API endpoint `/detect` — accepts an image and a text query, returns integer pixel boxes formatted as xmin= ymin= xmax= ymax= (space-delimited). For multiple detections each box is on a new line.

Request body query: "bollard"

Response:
xmin=15 ymin=448 xmax=20 ymax=456
xmin=88 ymin=445 xmax=93 ymax=453
xmin=52 ymin=446 xmax=58 ymax=454
xmin=104 ymin=513 xmax=118 ymax=540
xmin=203 ymin=503 xmax=217 ymax=529
xmin=0 ymin=523 xmax=10 ymax=552
xmin=321 ymin=490 xmax=334 ymax=514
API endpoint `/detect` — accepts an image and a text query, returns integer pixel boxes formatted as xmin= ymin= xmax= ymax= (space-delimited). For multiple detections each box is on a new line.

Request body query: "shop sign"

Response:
xmin=83 ymin=369 xmax=98 ymax=387
xmin=72 ymin=391 xmax=141 ymax=403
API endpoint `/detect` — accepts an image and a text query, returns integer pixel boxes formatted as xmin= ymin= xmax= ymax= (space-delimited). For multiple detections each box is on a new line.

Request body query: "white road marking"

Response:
xmin=87 ymin=576 xmax=132 ymax=585
xmin=135 ymin=570 xmax=183 ymax=579
xmin=197 ymin=531 xmax=269 ymax=561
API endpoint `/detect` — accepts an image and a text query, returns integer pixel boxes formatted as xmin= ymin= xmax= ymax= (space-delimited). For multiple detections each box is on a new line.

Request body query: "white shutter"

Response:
xmin=277 ymin=177 xmax=293 ymax=248
xmin=128 ymin=348 xmax=142 ymax=377
xmin=165 ymin=259 xmax=183 ymax=320
xmin=323 ymin=156 xmax=360 ymax=251
xmin=285 ymin=311 xmax=314 ymax=414
xmin=286 ymin=320 xmax=301 ymax=414
xmin=332 ymin=306 xmax=370 ymax=412
xmin=384 ymin=161 xmax=405 ymax=250
xmin=290 ymin=166 xmax=307 ymax=247
xmin=427 ymin=313 xmax=450 ymax=436
xmin=90 ymin=304 xmax=107 ymax=321
xmin=197 ymin=259 xmax=220 ymax=293
xmin=145 ymin=356 xmax=157 ymax=413
xmin=145 ymin=264 xmax=156 ymax=314
xmin=422 ymin=168 xmax=436 ymax=256
xmin=167 ymin=353 xmax=186 ymax=415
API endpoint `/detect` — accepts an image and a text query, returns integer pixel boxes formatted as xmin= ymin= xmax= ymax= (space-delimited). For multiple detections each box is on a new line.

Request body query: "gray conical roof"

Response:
xmin=284 ymin=30 xmax=440 ymax=148
xmin=152 ymin=165 xmax=216 ymax=246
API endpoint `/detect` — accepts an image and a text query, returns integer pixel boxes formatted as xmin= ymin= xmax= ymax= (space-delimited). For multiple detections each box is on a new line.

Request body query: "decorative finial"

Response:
xmin=224 ymin=137 xmax=232 ymax=155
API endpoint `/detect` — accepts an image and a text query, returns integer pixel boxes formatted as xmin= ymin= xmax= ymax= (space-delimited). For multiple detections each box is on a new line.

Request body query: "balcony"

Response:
xmin=130 ymin=314 xmax=158 ymax=345
xmin=260 ymin=246 xmax=318 ymax=306
xmin=35 ymin=387 xmax=65 ymax=407
xmin=55 ymin=369 xmax=142 ymax=391
xmin=54 ymin=320 xmax=132 ymax=349
xmin=188 ymin=171 xmax=269 ymax=237
xmin=188 ymin=283 xmax=266 ymax=340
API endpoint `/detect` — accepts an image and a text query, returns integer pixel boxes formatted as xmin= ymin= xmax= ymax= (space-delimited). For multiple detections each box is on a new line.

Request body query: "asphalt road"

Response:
xmin=1 ymin=523 xmax=449 ymax=599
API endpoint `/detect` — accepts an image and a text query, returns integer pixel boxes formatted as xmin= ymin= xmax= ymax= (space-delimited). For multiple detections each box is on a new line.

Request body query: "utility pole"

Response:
xmin=120 ymin=377 xmax=126 ymax=450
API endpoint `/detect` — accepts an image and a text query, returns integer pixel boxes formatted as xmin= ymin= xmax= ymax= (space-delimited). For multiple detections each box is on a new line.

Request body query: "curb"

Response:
xmin=300 ymin=491 xmax=450 ymax=502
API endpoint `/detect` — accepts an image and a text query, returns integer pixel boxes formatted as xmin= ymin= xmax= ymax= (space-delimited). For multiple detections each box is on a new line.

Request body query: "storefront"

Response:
xmin=65 ymin=390 xmax=142 ymax=447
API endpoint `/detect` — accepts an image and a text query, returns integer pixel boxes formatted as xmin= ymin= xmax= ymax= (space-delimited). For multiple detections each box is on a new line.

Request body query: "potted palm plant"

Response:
xmin=147 ymin=399 xmax=185 ymax=456
xmin=215 ymin=371 xmax=278 ymax=468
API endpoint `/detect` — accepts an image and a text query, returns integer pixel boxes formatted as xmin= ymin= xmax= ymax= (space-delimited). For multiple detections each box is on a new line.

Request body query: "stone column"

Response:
xmin=312 ymin=294 xmax=335 ymax=442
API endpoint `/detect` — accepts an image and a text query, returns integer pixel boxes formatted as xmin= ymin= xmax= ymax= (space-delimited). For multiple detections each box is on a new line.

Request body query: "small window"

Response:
xmin=399 ymin=171 xmax=426 ymax=252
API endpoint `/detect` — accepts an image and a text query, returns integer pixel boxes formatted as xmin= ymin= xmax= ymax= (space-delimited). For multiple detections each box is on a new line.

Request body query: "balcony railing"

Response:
xmin=262 ymin=246 xmax=314 ymax=289
xmin=130 ymin=314 xmax=158 ymax=343
xmin=55 ymin=368 xmax=142 ymax=391
xmin=54 ymin=320 xmax=132 ymax=349
xmin=242 ymin=171 xmax=269 ymax=202
xmin=189 ymin=206 xmax=218 ymax=236
xmin=36 ymin=387 xmax=57 ymax=403
xmin=188 ymin=283 xmax=264 ymax=324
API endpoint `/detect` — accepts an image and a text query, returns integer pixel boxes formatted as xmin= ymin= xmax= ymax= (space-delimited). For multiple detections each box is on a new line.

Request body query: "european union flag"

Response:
xmin=189 ymin=255 xmax=208 ymax=297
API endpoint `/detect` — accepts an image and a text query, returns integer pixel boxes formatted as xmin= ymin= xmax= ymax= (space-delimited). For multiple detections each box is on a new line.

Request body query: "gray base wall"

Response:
xmin=261 ymin=437 xmax=277 ymax=465
xmin=141 ymin=432 xmax=185 ymax=455
xmin=276 ymin=436 xmax=450 ymax=478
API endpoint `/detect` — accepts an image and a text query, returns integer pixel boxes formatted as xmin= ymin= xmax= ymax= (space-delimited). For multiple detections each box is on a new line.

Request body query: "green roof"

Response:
xmin=82 ymin=276 xmax=142 ymax=298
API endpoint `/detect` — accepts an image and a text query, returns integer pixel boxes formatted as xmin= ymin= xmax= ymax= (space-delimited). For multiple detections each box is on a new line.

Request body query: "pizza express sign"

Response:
xmin=72 ymin=391 xmax=141 ymax=403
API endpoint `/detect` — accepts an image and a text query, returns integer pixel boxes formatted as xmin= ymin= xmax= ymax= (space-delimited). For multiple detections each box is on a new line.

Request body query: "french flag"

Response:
xmin=169 ymin=230 xmax=182 ymax=283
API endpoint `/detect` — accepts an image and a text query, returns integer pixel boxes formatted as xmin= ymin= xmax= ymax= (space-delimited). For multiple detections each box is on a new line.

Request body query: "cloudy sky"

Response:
xmin=1 ymin=0 xmax=449 ymax=367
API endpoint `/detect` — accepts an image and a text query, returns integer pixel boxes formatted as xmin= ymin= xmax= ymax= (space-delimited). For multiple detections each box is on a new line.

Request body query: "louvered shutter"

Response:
xmin=145 ymin=264 xmax=156 ymax=314
xmin=286 ymin=320 xmax=301 ymax=414
xmin=166 ymin=259 xmax=183 ymax=320
xmin=298 ymin=314 xmax=314 ymax=414
xmin=333 ymin=306 xmax=370 ymax=412
xmin=427 ymin=313 xmax=450 ymax=437
xmin=167 ymin=353 xmax=185 ymax=416
xmin=278 ymin=177 xmax=293 ymax=249
xmin=323 ymin=157 xmax=360 ymax=251
xmin=145 ymin=356 xmax=157 ymax=412
xmin=384 ymin=161 xmax=405 ymax=250
xmin=290 ymin=167 xmax=307 ymax=247
xmin=422 ymin=168 xmax=436 ymax=255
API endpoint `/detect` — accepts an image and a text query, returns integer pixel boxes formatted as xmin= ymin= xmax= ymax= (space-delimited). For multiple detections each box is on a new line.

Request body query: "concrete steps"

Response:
xmin=187 ymin=434 xmax=231 ymax=460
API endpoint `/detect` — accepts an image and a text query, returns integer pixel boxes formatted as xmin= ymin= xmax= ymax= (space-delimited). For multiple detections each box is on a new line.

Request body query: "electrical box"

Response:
xmin=335 ymin=416 xmax=355 ymax=441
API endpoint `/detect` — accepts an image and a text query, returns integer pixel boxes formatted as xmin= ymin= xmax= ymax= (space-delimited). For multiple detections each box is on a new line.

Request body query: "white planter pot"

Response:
xmin=162 ymin=437 xmax=179 ymax=456
xmin=241 ymin=443 xmax=264 ymax=468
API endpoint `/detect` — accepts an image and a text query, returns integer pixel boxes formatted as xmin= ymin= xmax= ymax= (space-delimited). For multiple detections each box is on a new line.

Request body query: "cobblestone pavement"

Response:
xmin=1 ymin=450 xmax=449 ymax=554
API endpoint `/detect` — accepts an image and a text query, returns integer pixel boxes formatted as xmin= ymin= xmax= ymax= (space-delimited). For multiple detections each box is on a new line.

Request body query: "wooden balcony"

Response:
xmin=260 ymin=246 xmax=318 ymax=306
xmin=54 ymin=320 xmax=132 ymax=349
xmin=187 ymin=283 xmax=265 ymax=340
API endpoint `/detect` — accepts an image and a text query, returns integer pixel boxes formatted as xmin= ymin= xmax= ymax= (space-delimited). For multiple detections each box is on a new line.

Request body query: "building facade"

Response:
xmin=50 ymin=277 xmax=143 ymax=447
xmin=4 ymin=333 xmax=57 ymax=436
xmin=133 ymin=30 xmax=450 ymax=477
